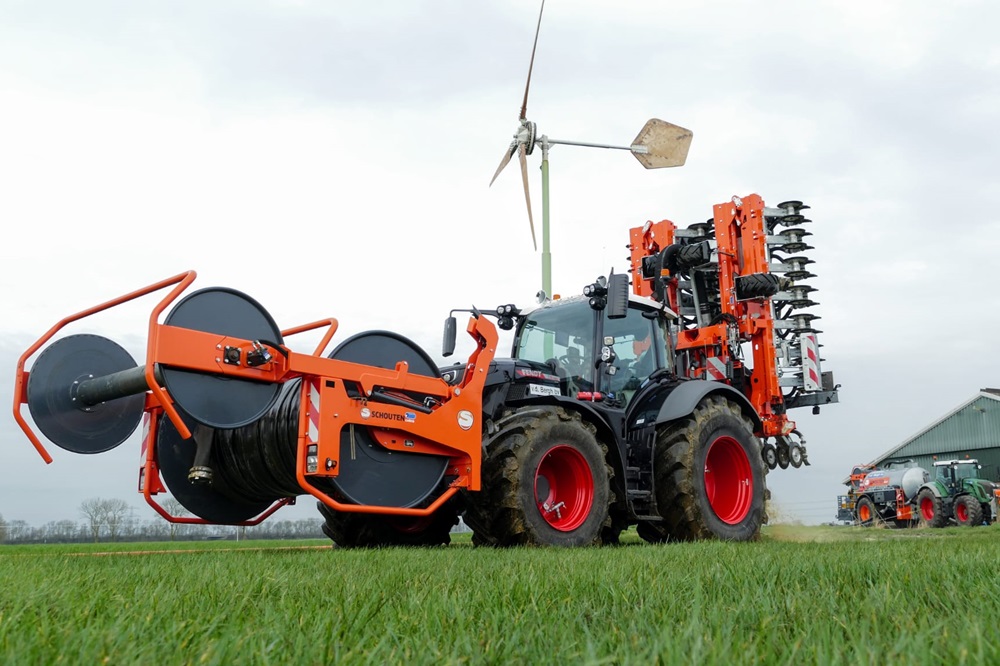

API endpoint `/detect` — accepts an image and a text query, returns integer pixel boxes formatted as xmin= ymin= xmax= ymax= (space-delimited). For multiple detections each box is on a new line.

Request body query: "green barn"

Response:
xmin=871 ymin=388 xmax=1000 ymax=481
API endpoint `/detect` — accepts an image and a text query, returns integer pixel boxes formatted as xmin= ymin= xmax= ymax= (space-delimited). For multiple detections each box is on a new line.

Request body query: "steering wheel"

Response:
xmin=557 ymin=354 xmax=587 ymax=374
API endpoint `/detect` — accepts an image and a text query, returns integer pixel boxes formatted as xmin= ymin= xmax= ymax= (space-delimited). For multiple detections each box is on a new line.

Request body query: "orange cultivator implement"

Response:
xmin=628 ymin=195 xmax=838 ymax=469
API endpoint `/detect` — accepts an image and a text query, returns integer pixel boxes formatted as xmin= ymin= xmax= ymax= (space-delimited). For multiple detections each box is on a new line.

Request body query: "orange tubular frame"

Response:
xmin=13 ymin=270 xmax=198 ymax=463
xmin=298 ymin=313 xmax=497 ymax=516
xmin=16 ymin=271 xmax=499 ymax=525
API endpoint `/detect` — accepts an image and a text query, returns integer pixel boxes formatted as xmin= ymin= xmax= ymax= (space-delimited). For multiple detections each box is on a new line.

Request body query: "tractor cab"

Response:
xmin=511 ymin=282 xmax=675 ymax=407
xmin=933 ymin=459 xmax=983 ymax=491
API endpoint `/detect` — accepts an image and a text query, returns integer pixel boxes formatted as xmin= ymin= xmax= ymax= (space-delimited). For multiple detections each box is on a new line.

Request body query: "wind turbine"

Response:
xmin=490 ymin=0 xmax=694 ymax=298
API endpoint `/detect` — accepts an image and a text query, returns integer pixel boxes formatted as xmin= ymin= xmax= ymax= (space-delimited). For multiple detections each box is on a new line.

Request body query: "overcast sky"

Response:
xmin=3 ymin=0 xmax=999 ymax=528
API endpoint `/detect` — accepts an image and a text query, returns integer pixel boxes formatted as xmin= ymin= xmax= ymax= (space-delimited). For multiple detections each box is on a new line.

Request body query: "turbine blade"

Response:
xmin=518 ymin=143 xmax=537 ymax=251
xmin=489 ymin=142 xmax=517 ymax=186
xmin=519 ymin=0 xmax=546 ymax=121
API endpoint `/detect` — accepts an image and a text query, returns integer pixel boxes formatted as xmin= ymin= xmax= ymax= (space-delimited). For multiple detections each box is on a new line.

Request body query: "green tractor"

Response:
xmin=914 ymin=459 xmax=1000 ymax=527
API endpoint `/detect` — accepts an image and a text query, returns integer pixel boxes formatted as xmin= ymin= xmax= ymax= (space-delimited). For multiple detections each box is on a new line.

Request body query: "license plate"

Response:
xmin=528 ymin=384 xmax=561 ymax=397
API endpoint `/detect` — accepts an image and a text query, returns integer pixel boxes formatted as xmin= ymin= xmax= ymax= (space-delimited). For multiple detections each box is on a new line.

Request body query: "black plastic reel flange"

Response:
xmin=161 ymin=287 xmax=284 ymax=429
xmin=156 ymin=414 xmax=273 ymax=524
xmin=326 ymin=331 xmax=449 ymax=508
xmin=26 ymin=334 xmax=145 ymax=454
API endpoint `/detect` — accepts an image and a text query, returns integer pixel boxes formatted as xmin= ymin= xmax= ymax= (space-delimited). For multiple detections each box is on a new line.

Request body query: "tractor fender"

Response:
xmin=545 ymin=396 xmax=620 ymax=447
xmin=652 ymin=380 xmax=762 ymax=430
xmin=491 ymin=396 xmax=626 ymax=496
xmin=494 ymin=395 xmax=612 ymax=436
xmin=548 ymin=397 xmax=626 ymax=487
xmin=918 ymin=482 xmax=944 ymax=499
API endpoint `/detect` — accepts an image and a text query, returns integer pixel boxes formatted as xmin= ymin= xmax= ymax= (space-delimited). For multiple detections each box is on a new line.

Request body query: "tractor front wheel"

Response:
xmin=954 ymin=495 xmax=984 ymax=527
xmin=316 ymin=497 xmax=459 ymax=548
xmin=855 ymin=496 xmax=878 ymax=527
xmin=916 ymin=488 xmax=948 ymax=528
xmin=640 ymin=396 xmax=765 ymax=542
xmin=464 ymin=406 xmax=612 ymax=547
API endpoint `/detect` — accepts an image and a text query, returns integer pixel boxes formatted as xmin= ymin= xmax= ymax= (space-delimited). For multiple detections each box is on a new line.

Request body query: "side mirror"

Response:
xmin=607 ymin=272 xmax=629 ymax=319
xmin=442 ymin=316 xmax=457 ymax=358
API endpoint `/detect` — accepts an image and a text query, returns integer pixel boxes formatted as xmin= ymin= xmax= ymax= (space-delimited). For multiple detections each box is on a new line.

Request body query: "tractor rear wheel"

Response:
xmin=954 ymin=495 xmax=983 ymax=527
xmin=916 ymin=488 xmax=948 ymax=528
xmin=316 ymin=497 xmax=459 ymax=548
xmin=855 ymin=496 xmax=878 ymax=527
xmin=464 ymin=406 xmax=612 ymax=547
xmin=639 ymin=396 xmax=765 ymax=542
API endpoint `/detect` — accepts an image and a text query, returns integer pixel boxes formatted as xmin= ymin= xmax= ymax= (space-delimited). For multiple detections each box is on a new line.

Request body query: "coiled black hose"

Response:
xmin=211 ymin=379 xmax=304 ymax=503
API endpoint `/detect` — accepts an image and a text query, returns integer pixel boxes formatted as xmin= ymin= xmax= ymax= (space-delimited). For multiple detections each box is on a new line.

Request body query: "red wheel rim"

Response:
xmin=955 ymin=501 xmax=968 ymax=523
xmin=858 ymin=503 xmax=871 ymax=523
xmin=920 ymin=496 xmax=935 ymax=521
xmin=534 ymin=445 xmax=594 ymax=531
xmin=704 ymin=435 xmax=752 ymax=524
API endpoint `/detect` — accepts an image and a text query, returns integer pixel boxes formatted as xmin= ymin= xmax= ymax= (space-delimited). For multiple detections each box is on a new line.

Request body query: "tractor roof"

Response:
xmin=520 ymin=292 xmax=676 ymax=319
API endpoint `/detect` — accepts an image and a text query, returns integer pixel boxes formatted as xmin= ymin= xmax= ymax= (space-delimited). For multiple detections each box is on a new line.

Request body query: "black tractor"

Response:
xmin=452 ymin=273 xmax=767 ymax=546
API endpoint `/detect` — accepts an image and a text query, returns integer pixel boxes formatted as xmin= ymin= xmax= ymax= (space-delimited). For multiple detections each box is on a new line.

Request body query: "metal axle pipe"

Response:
xmin=75 ymin=365 xmax=164 ymax=406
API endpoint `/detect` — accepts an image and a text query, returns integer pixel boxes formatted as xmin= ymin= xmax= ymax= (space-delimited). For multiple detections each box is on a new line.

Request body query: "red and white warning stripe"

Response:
xmin=801 ymin=334 xmax=821 ymax=391
xmin=706 ymin=356 xmax=727 ymax=381
xmin=138 ymin=412 xmax=151 ymax=492
xmin=307 ymin=379 xmax=321 ymax=445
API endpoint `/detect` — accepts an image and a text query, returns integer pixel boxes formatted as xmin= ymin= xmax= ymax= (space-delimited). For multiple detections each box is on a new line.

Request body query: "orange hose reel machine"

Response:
xmin=13 ymin=270 xmax=498 ymax=524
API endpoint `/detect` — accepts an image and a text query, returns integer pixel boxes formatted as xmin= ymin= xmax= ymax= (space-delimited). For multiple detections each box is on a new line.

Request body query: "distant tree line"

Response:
xmin=0 ymin=498 xmax=324 ymax=545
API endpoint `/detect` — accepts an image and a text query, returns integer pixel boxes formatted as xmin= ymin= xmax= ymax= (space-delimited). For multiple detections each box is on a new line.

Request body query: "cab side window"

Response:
xmin=603 ymin=308 xmax=658 ymax=397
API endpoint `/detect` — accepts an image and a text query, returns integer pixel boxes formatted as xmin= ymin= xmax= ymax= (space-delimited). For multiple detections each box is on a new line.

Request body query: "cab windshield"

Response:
xmin=515 ymin=298 xmax=672 ymax=400
xmin=515 ymin=300 xmax=594 ymax=386
xmin=951 ymin=464 xmax=980 ymax=482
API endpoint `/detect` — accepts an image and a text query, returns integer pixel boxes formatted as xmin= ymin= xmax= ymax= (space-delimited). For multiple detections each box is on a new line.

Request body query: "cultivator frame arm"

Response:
xmin=627 ymin=195 xmax=837 ymax=445
xmin=15 ymin=271 xmax=499 ymax=523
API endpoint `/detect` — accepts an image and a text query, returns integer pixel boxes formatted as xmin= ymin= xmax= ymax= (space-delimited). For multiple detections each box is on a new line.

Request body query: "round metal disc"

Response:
xmin=780 ymin=227 xmax=813 ymax=239
xmin=330 ymin=330 xmax=440 ymax=377
xmin=786 ymin=299 xmax=819 ymax=309
xmin=687 ymin=220 xmax=715 ymax=236
xmin=157 ymin=414 xmax=272 ymax=523
xmin=162 ymin=287 xmax=283 ymax=429
xmin=27 ymin=334 xmax=144 ymax=454
xmin=780 ymin=242 xmax=814 ymax=253
xmin=332 ymin=424 xmax=447 ymax=508
xmin=328 ymin=330 xmax=447 ymax=507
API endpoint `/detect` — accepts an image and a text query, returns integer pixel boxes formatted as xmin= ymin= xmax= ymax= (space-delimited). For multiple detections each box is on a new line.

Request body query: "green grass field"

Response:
xmin=1 ymin=525 xmax=998 ymax=665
